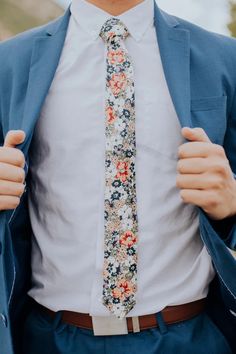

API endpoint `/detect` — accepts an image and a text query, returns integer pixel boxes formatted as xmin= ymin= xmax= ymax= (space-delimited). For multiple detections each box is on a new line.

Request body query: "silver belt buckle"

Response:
xmin=92 ymin=315 xmax=128 ymax=336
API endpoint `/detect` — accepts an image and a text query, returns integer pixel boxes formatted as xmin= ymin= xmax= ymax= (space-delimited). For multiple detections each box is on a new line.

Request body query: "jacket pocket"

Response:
xmin=190 ymin=95 xmax=227 ymax=144
xmin=191 ymin=95 xmax=227 ymax=112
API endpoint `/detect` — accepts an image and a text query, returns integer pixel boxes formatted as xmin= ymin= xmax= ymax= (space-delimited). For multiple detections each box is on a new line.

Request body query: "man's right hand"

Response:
xmin=0 ymin=130 xmax=26 ymax=210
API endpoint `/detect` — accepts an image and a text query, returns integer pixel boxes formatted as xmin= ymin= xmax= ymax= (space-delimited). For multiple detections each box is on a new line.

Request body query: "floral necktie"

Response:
xmin=100 ymin=18 xmax=138 ymax=319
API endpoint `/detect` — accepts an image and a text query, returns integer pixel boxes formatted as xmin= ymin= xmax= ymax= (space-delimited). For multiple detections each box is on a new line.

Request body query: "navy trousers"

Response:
xmin=22 ymin=305 xmax=232 ymax=354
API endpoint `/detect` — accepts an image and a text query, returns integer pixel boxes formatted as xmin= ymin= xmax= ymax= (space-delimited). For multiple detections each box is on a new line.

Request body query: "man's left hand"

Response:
xmin=176 ymin=127 xmax=236 ymax=220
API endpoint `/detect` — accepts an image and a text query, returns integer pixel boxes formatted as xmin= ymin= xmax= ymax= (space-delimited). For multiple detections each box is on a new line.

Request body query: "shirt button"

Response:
xmin=0 ymin=313 xmax=8 ymax=327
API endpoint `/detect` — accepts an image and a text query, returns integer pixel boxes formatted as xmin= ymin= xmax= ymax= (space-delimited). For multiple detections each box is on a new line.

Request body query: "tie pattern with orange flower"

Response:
xmin=100 ymin=18 xmax=138 ymax=319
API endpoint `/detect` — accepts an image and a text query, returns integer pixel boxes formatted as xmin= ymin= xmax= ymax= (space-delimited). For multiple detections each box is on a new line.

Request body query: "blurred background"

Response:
xmin=1 ymin=0 xmax=236 ymax=41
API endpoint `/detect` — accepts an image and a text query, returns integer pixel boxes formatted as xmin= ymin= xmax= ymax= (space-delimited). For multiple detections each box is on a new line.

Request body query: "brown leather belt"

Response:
xmin=36 ymin=298 xmax=206 ymax=334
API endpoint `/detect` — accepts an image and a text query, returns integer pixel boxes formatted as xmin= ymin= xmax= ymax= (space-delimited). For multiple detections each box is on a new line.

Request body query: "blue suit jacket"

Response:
xmin=0 ymin=3 xmax=236 ymax=354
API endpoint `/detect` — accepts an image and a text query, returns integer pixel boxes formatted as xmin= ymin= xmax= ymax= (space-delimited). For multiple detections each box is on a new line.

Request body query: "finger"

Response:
xmin=176 ymin=173 xmax=212 ymax=190
xmin=0 ymin=147 xmax=25 ymax=168
xmin=0 ymin=180 xmax=25 ymax=197
xmin=0 ymin=163 xmax=25 ymax=183
xmin=181 ymin=127 xmax=211 ymax=143
xmin=0 ymin=195 xmax=20 ymax=210
xmin=4 ymin=130 xmax=26 ymax=148
xmin=178 ymin=141 xmax=225 ymax=159
xmin=178 ymin=142 xmax=212 ymax=159
xmin=179 ymin=189 xmax=210 ymax=208
xmin=177 ymin=158 xmax=207 ymax=174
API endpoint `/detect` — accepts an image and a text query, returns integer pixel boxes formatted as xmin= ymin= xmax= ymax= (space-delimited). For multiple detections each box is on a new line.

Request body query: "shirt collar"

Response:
xmin=70 ymin=0 xmax=154 ymax=42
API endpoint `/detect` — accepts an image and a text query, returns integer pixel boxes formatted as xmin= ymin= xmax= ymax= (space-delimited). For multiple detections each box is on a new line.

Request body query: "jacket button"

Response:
xmin=0 ymin=313 xmax=7 ymax=327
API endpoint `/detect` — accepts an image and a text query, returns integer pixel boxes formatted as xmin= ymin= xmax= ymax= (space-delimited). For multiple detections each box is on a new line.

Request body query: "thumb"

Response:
xmin=181 ymin=127 xmax=211 ymax=143
xmin=4 ymin=130 xmax=26 ymax=148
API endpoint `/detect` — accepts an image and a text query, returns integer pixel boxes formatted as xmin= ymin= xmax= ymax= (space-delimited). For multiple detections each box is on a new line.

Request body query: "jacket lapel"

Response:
xmin=154 ymin=3 xmax=192 ymax=129
xmin=19 ymin=7 xmax=71 ymax=158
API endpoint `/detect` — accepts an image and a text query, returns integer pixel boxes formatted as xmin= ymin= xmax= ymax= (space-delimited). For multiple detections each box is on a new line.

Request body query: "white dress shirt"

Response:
xmin=27 ymin=0 xmax=215 ymax=317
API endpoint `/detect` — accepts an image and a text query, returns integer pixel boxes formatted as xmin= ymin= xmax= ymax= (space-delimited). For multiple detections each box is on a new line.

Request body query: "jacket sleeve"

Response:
xmin=202 ymin=87 xmax=236 ymax=251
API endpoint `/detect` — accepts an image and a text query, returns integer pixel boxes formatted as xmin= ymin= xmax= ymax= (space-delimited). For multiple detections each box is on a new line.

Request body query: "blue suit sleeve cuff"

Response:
xmin=201 ymin=172 xmax=236 ymax=250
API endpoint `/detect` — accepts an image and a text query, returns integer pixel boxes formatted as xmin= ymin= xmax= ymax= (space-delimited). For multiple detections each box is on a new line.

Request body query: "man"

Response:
xmin=0 ymin=0 xmax=236 ymax=353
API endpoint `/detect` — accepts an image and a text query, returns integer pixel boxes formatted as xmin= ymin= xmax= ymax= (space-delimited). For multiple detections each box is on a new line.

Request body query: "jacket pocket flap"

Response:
xmin=191 ymin=95 xmax=227 ymax=111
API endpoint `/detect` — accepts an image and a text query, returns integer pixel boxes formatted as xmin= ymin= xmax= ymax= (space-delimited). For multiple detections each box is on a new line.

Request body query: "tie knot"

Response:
xmin=100 ymin=18 xmax=129 ymax=44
